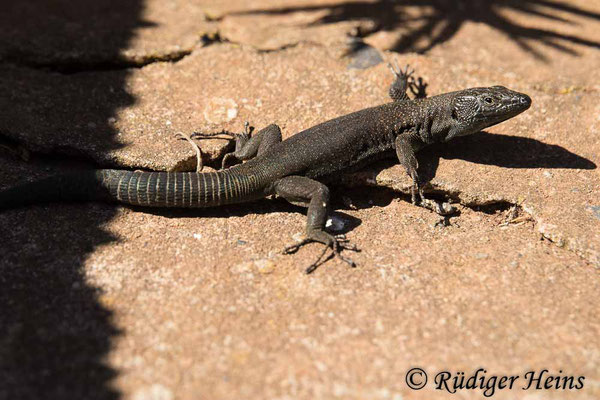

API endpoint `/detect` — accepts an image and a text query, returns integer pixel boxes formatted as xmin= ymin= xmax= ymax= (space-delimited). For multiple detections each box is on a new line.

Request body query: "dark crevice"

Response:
xmin=463 ymin=200 xmax=515 ymax=214
xmin=0 ymin=46 xmax=198 ymax=75
xmin=0 ymin=133 xmax=103 ymax=170
xmin=256 ymin=42 xmax=305 ymax=53
xmin=0 ymin=128 xmax=233 ymax=173
xmin=421 ymin=185 xmax=515 ymax=214
xmin=201 ymin=29 xmax=320 ymax=54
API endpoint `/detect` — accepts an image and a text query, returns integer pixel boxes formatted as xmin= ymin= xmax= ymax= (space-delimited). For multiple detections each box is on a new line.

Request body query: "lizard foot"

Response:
xmin=411 ymin=181 xmax=456 ymax=216
xmin=192 ymin=123 xmax=254 ymax=169
xmin=421 ymin=198 xmax=456 ymax=216
xmin=220 ymin=122 xmax=253 ymax=169
xmin=175 ymin=132 xmax=203 ymax=172
xmin=283 ymin=232 xmax=360 ymax=274
xmin=388 ymin=60 xmax=413 ymax=83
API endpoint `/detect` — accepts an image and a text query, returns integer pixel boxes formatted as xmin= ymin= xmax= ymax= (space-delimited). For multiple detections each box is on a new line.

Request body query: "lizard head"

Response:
xmin=447 ymin=86 xmax=531 ymax=140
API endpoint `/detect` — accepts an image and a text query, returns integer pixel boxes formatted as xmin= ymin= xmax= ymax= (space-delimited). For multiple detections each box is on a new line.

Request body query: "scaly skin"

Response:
xmin=0 ymin=65 xmax=531 ymax=272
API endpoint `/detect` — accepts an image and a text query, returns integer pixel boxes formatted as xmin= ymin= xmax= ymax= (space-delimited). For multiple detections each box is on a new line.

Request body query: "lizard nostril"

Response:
xmin=520 ymin=94 xmax=532 ymax=107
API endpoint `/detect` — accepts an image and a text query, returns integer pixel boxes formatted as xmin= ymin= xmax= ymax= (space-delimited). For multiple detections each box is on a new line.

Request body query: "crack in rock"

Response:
xmin=340 ymin=168 xmax=598 ymax=267
xmin=0 ymin=45 xmax=201 ymax=74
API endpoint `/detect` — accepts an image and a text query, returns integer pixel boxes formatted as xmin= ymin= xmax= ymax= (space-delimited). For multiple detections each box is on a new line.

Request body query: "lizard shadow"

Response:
xmin=351 ymin=131 xmax=597 ymax=190
xmin=137 ymin=197 xmax=364 ymax=236
xmin=329 ymin=131 xmax=595 ymax=205
xmin=417 ymin=131 xmax=596 ymax=183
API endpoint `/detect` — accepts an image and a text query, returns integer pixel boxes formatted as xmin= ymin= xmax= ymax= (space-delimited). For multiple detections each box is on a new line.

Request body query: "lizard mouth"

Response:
xmin=501 ymin=92 xmax=532 ymax=116
xmin=514 ymin=93 xmax=532 ymax=110
xmin=483 ymin=92 xmax=532 ymax=127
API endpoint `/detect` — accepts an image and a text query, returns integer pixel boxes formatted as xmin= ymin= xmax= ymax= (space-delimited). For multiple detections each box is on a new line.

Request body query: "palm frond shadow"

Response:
xmin=230 ymin=0 xmax=600 ymax=60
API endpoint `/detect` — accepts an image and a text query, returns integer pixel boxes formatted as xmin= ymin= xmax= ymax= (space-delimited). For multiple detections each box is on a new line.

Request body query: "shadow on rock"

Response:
xmin=0 ymin=205 xmax=120 ymax=400
xmin=438 ymin=131 xmax=597 ymax=169
xmin=341 ymin=131 xmax=595 ymax=193
xmin=411 ymin=131 xmax=596 ymax=184
xmin=230 ymin=0 xmax=600 ymax=60
xmin=135 ymin=197 xmax=364 ymax=235
xmin=0 ymin=0 xmax=146 ymax=398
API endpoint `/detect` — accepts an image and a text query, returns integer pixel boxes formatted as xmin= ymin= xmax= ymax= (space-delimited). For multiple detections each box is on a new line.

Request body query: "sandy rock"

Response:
xmin=2 ymin=0 xmax=600 ymax=399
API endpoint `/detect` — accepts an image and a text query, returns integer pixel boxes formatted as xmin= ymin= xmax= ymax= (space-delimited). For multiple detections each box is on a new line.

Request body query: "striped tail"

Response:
xmin=99 ymin=169 xmax=263 ymax=207
xmin=0 ymin=169 xmax=263 ymax=209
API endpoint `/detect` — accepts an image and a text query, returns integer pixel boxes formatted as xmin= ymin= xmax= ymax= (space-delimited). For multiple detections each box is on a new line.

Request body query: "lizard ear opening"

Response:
xmin=452 ymin=95 xmax=478 ymax=123
xmin=451 ymin=106 xmax=459 ymax=121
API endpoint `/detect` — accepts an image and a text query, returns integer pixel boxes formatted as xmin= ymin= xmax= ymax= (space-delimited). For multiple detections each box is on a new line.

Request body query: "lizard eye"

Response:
xmin=484 ymin=97 xmax=493 ymax=104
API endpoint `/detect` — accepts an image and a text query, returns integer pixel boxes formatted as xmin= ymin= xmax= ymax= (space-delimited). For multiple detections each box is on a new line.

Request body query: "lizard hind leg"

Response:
xmin=193 ymin=123 xmax=283 ymax=169
xmin=274 ymin=176 xmax=359 ymax=274
xmin=175 ymin=132 xmax=204 ymax=172
xmin=222 ymin=123 xmax=282 ymax=169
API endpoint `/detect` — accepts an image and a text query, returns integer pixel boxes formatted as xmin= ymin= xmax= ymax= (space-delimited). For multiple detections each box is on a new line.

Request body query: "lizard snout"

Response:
xmin=518 ymin=93 xmax=532 ymax=108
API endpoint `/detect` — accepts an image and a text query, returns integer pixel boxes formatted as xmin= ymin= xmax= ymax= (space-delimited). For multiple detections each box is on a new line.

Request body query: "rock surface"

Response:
xmin=1 ymin=1 xmax=599 ymax=399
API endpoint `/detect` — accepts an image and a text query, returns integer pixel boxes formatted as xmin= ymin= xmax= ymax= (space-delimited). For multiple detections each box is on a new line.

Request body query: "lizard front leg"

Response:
xmin=273 ymin=176 xmax=359 ymax=274
xmin=395 ymin=133 xmax=455 ymax=216
xmin=395 ymin=132 xmax=423 ymax=204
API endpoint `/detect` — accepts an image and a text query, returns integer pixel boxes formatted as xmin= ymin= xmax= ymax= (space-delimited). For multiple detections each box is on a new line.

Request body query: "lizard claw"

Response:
xmin=243 ymin=121 xmax=254 ymax=137
xmin=388 ymin=59 xmax=414 ymax=81
xmin=410 ymin=179 xmax=457 ymax=216
xmin=283 ymin=238 xmax=310 ymax=255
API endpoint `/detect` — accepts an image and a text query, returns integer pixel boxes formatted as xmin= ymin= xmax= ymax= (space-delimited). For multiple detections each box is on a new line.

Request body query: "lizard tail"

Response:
xmin=0 ymin=169 xmax=263 ymax=209
xmin=0 ymin=170 xmax=108 ymax=209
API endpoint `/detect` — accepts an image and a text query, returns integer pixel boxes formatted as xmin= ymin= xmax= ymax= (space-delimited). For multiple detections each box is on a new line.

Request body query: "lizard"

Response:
xmin=0 ymin=63 xmax=531 ymax=273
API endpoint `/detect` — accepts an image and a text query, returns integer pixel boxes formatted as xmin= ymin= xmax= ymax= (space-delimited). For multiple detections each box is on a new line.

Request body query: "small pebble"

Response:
xmin=326 ymin=215 xmax=347 ymax=232
xmin=292 ymin=232 xmax=304 ymax=242
xmin=254 ymin=259 xmax=275 ymax=274
xmin=587 ymin=205 xmax=600 ymax=220
xmin=132 ymin=384 xmax=173 ymax=400
xmin=230 ymin=262 xmax=252 ymax=274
